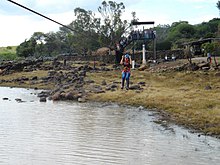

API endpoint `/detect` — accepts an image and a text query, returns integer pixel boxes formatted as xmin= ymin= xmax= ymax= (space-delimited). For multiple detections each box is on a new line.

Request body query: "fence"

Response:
xmin=57 ymin=49 xmax=185 ymax=64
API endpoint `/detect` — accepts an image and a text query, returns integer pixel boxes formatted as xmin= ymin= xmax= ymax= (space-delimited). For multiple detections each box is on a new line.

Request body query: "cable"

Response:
xmin=6 ymin=0 xmax=129 ymax=49
xmin=7 ymin=0 xmax=104 ymax=47
xmin=7 ymin=0 xmax=75 ymax=32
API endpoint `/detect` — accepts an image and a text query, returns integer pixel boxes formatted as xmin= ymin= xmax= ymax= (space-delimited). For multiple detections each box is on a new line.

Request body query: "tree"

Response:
xmin=168 ymin=21 xmax=195 ymax=39
xmin=16 ymin=39 xmax=36 ymax=58
xmin=98 ymin=1 xmax=129 ymax=47
xmin=44 ymin=32 xmax=62 ymax=56
xmin=167 ymin=21 xmax=196 ymax=48
xmin=31 ymin=32 xmax=46 ymax=57
xmin=217 ymin=1 xmax=220 ymax=15
xmin=65 ymin=7 xmax=101 ymax=55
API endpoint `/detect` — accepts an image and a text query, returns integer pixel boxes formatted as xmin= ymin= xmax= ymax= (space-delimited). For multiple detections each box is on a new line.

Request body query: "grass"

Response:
xmin=0 ymin=46 xmax=17 ymax=60
xmin=0 ymin=70 xmax=54 ymax=89
xmin=86 ymin=69 xmax=220 ymax=135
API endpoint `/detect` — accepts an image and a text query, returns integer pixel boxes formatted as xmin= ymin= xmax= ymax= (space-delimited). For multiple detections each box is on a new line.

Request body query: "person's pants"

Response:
xmin=207 ymin=57 xmax=212 ymax=64
xmin=121 ymin=71 xmax=130 ymax=88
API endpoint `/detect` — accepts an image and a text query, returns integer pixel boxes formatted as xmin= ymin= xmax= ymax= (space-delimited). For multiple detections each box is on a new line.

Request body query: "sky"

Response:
xmin=0 ymin=0 xmax=219 ymax=47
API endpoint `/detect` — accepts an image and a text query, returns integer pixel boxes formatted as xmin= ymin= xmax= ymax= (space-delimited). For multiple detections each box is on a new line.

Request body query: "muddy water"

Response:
xmin=0 ymin=87 xmax=219 ymax=165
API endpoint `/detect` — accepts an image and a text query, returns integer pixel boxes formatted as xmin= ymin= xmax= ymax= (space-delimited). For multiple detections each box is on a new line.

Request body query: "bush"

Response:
xmin=0 ymin=52 xmax=17 ymax=61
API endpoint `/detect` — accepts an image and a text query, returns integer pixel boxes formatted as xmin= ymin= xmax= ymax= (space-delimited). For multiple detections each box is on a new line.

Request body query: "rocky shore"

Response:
xmin=0 ymin=57 xmax=220 ymax=138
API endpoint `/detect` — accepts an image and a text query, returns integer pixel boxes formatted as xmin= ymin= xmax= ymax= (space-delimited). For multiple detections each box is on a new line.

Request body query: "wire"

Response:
xmin=7 ymin=0 xmax=104 ymax=48
xmin=7 ymin=0 xmax=75 ymax=32
xmin=6 ymin=0 xmax=130 ymax=49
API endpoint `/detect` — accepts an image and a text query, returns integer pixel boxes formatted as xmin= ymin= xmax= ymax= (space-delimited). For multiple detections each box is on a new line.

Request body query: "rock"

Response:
xmin=78 ymin=97 xmax=86 ymax=103
xmin=129 ymin=84 xmax=141 ymax=90
xmin=188 ymin=63 xmax=199 ymax=71
xmin=0 ymin=69 xmax=4 ymax=75
xmin=31 ymin=76 xmax=38 ymax=80
xmin=138 ymin=64 xmax=149 ymax=71
xmin=85 ymin=79 xmax=95 ymax=84
xmin=109 ymin=84 xmax=118 ymax=88
xmin=79 ymin=70 xmax=86 ymax=77
xmin=51 ymin=92 xmax=61 ymax=101
xmin=205 ymin=85 xmax=212 ymax=90
xmin=90 ymin=85 xmax=105 ymax=93
xmin=37 ymin=91 xmax=50 ymax=98
xmin=101 ymin=67 xmax=111 ymax=71
xmin=138 ymin=81 xmax=146 ymax=86
xmin=48 ymin=70 xmax=57 ymax=77
xmin=101 ymin=80 xmax=107 ymax=85
xmin=215 ymin=72 xmax=220 ymax=77
xmin=15 ymin=98 xmax=24 ymax=102
xmin=197 ymin=62 xmax=210 ymax=69
xmin=39 ymin=97 xmax=47 ymax=102
xmin=96 ymin=47 xmax=110 ymax=56
xmin=64 ymin=91 xmax=78 ymax=100
xmin=106 ymin=83 xmax=118 ymax=90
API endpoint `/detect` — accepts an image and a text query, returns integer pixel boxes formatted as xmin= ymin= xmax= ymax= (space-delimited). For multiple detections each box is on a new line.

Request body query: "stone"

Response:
xmin=39 ymin=97 xmax=47 ymax=102
xmin=205 ymin=85 xmax=212 ymax=90
xmin=78 ymin=97 xmax=86 ymax=103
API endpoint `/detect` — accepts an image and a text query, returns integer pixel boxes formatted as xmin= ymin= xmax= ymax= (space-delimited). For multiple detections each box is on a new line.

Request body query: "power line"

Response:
xmin=7 ymin=0 xmax=75 ymax=32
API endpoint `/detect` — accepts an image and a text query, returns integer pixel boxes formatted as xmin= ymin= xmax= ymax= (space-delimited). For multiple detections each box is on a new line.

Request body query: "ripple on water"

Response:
xmin=0 ymin=87 xmax=219 ymax=165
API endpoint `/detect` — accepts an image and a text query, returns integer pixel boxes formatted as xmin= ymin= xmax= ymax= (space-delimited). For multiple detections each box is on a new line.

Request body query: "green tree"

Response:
xmin=167 ymin=21 xmax=196 ymax=48
xmin=31 ymin=32 xmax=46 ymax=57
xmin=16 ymin=39 xmax=36 ymax=58
xmin=44 ymin=32 xmax=62 ymax=56
xmin=168 ymin=21 xmax=195 ymax=40
xmin=66 ymin=7 xmax=101 ymax=55
xmin=98 ymin=1 xmax=129 ymax=47
xmin=217 ymin=1 xmax=220 ymax=15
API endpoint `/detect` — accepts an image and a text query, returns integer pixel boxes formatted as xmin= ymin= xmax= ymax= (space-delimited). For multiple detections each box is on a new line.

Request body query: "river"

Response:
xmin=0 ymin=87 xmax=219 ymax=165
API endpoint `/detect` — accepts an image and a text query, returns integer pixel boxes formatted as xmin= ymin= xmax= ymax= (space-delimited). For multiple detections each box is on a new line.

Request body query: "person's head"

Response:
xmin=124 ymin=54 xmax=130 ymax=62
xmin=125 ymin=54 xmax=129 ymax=59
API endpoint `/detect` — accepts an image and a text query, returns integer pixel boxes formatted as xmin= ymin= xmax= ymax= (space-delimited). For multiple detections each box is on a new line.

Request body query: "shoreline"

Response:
xmin=0 ymin=58 xmax=220 ymax=138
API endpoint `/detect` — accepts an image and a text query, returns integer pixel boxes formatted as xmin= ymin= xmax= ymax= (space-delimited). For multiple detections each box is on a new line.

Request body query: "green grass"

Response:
xmin=0 ymin=46 xmax=17 ymax=60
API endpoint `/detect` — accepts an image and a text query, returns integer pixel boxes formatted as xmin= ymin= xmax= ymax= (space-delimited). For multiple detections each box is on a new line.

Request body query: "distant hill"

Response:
xmin=0 ymin=46 xmax=17 ymax=60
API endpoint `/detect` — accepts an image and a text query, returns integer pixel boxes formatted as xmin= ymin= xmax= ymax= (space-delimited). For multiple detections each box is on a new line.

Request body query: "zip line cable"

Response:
xmin=7 ymin=0 xmax=133 ymax=49
xmin=7 ymin=0 xmax=106 ymax=48
xmin=7 ymin=0 xmax=75 ymax=32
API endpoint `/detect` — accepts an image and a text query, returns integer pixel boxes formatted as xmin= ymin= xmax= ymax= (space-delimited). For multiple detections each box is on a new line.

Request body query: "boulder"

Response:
xmin=215 ymin=72 xmax=220 ymax=77
xmin=39 ymin=97 xmax=47 ymax=102
xmin=78 ymin=97 xmax=86 ymax=103
xmin=197 ymin=62 xmax=210 ymax=69
xmin=129 ymin=84 xmax=141 ymax=90
xmin=64 ymin=91 xmax=78 ymax=100
xmin=51 ymin=92 xmax=61 ymax=101
xmin=96 ymin=47 xmax=110 ymax=56
xmin=0 ymin=69 xmax=4 ymax=75
xmin=138 ymin=64 xmax=149 ymax=71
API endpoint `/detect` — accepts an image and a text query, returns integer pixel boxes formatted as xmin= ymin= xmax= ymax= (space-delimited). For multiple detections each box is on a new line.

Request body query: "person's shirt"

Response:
xmin=122 ymin=58 xmax=131 ymax=72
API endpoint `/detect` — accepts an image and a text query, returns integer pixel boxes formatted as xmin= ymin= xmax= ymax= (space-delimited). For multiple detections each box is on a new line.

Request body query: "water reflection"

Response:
xmin=0 ymin=87 xmax=219 ymax=165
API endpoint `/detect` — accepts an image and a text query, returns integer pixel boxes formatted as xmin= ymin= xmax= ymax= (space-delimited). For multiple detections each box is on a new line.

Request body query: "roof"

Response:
xmin=182 ymin=38 xmax=220 ymax=46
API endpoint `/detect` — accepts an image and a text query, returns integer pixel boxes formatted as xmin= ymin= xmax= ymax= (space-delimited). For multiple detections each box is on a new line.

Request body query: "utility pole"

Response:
xmin=153 ymin=30 xmax=156 ymax=62
xmin=131 ymin=21 xmax=155 ymax=66
xmin=132 ymin=41 xmax=135 ymax=69
xmin=142 ymin=44 xmax=146 ymax=64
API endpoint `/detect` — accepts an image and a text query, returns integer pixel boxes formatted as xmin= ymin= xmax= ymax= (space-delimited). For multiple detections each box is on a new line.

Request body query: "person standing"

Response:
xmin=207 ymin=52 xmax=212 ymax=64
xmin=120 ymin=54 xmax=132 ymax=90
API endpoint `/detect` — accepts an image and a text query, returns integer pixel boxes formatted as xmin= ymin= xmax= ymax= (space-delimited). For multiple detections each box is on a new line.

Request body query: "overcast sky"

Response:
xmin=0 ymin=0 xmax=219 ymax=47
